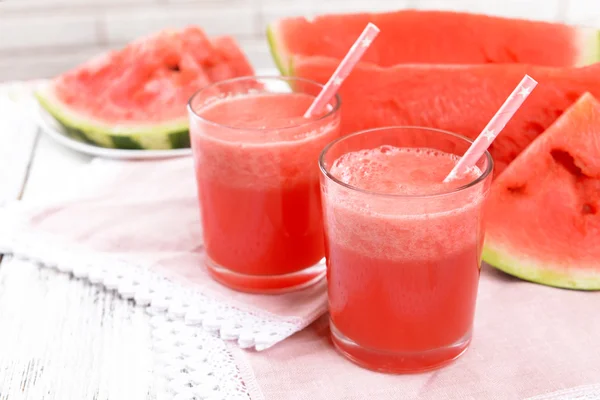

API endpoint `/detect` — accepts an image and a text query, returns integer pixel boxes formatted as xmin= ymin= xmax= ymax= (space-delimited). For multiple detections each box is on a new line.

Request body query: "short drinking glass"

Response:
xmin=188 ymin=76 xmax=341 ymax=293
xmin=319 ymin=126 xmax=493 ymax=373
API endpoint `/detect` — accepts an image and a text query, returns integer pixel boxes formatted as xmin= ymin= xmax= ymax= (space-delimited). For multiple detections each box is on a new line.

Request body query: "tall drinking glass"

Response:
xmin=188 ymin=76 xmax=341 ymax=293
xmin=319 ymin=126 xmax=493 ymax=373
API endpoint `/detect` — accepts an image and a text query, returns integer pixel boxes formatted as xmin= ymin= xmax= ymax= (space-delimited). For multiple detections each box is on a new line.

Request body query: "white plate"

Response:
xmin=36 ymin=105 xmax=193 ymax=160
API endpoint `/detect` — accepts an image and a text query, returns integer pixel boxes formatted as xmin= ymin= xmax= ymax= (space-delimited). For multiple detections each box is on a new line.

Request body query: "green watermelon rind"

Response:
xmin=35 ymin=84 xmax=190 ymax=150
xmin=266 ymin=22 xmax=293 ymax=76
xmin=577 ymin=27 xmax=600 ymax=66
xmin=483 ymin=240 xmax=600 ymax=291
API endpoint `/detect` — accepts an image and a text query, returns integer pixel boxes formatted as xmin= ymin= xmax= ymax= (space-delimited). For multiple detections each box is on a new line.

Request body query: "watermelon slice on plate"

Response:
xmin=268 ymin=10 xmax=600 ymax=73
xmin=35 ymin=26 xmax=254 ymax=151
xmin=484 ymin=92 xmax=600 ymax=290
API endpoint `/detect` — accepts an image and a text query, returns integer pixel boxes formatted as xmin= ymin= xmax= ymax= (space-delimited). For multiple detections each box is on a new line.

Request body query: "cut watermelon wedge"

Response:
xmin=290 ymin=57 xmax=600 ymax=176
xmin=35 ymin=26 xmax=254 ymax=150
xmin=483 ymin=92 xmax=600 ymax=290
xmin=268 ymin=10 xmax=600 ymax=74
xmin=35 ymin=84 xmax=191 ymax=150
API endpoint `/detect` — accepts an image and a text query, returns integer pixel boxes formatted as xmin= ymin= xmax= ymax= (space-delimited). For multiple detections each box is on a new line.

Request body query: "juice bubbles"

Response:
xmin=188 ymin=77 xmax=340 ymax=293
xmin=319 ymin=127 xmax=493 ymax=373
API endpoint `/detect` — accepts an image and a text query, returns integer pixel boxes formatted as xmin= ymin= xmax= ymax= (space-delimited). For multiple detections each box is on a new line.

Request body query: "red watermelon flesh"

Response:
xmin=292 ymin=57 xmax=600 ymax=176
xmin=483 ymin=92 xmax=600 ymax=290
xmin=268 ymin=10 xmax=600 ymax=73
xmin=52 ymin=26 xmax=253 ymax=124
xmin=206 ymin=36 xmax=255 ymax=82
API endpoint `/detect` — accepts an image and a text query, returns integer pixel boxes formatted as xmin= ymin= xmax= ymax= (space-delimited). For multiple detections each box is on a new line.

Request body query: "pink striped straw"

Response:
xmin=444 ymin=74 xmax=538 ymax=182
xmin=304 ymin=22 xmax=380 ymax=118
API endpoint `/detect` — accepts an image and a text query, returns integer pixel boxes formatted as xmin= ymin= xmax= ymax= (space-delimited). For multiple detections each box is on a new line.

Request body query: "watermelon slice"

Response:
xmin=268 ymin=10 xmax=600 ymax=74
xmin=290 ymin=57 xmax=600 ymax=176
xmin=483 ymin=92 xmax=600 ymax=290
xmin=35 ymin=26 xmax=254 ymax=150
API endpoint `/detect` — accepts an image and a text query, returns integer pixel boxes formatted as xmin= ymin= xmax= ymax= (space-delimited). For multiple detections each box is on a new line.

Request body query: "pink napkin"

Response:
xmin=0 ymin=157 xmax=327 ymax=351
xmin=232 ymin=266 xmax=600 ymax=399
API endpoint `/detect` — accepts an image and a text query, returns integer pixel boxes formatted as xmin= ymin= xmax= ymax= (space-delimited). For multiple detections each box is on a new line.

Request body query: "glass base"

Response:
xmin=330 ymin=320 xmax=472 ymax=374
xmin=206 ymin=257 xmax=326 ymax=294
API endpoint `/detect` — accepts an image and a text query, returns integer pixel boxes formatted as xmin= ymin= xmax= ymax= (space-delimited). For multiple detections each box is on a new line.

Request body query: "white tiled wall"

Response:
xmin=0 ymin=0 xmax=597 ymax=81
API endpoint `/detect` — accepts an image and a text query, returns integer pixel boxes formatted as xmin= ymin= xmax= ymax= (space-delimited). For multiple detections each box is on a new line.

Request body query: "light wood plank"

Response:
xmin=0 ymin=258 xmax=154 ymax=400
xmin=0 ymin=86 xmax=39 ymax=204
xmin=0 ymin=134 xmax=156 ymax=399
xmin=21 ymin=133 xmax=93 ymax=199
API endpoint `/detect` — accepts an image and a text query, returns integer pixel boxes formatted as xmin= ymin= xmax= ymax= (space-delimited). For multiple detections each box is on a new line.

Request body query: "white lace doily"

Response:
xmin=150 ymin=314 xmax=254 ymax=400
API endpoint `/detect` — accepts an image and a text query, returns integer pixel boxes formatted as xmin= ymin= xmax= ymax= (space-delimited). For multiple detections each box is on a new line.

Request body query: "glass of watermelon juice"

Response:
xmin=188 ymin=76 xmax=341 ymax=293
xmin=319 ymin=126 xmax=493 ymax=373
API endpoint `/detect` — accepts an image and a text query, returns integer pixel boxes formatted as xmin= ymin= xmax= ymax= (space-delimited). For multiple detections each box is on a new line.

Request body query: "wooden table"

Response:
xmin=0 ymin=96 xmax=156 ymax=399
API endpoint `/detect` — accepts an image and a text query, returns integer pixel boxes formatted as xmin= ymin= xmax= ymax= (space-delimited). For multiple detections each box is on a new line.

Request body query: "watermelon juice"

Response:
xmin=319 ymin=127 xmax=493 ymax=373
xmin=188 ymin=76 xmax=341 ymax=293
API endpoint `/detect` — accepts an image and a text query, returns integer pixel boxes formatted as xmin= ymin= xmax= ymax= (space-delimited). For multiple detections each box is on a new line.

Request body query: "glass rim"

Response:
xmin=187 ymin=75 xmax=342 ymax=132
xmin=318 ymin=126 xmax=494 ymax=199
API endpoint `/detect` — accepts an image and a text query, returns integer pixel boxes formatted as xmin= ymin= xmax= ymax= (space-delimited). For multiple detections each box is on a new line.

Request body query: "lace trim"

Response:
xmin=151 ymin=313 xmax=253 ymax=400
xmin=0 ymin=203 xmax=305 ymax=352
